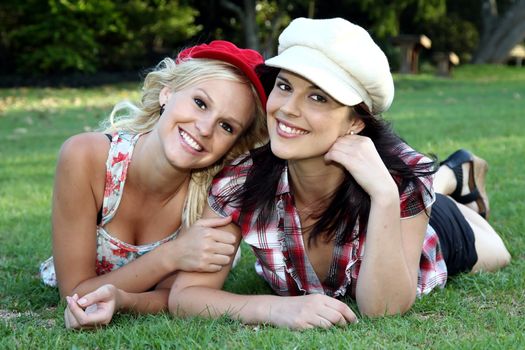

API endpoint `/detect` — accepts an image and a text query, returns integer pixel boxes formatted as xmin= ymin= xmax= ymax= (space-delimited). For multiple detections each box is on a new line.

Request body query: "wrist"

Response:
xmin=255 ymin=295 xmax=280 ymax=325
xmin=159 ymin=240 xmax=179 ymax=272
xmin=115 ymin=287 xmax=127 ymax=311
xmin=369 ymin=180 xmax=399 ymax=204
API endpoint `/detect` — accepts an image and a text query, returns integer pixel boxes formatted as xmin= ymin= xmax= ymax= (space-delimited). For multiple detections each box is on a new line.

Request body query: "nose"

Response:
xmin=194 ymin=115 xmax=214 ymax=137
xmin=279 ymin=94 xmax=301 ymax=118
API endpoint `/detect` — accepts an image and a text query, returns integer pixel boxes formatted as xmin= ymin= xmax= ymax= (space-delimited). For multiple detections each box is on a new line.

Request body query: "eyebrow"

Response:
xmin=276 ymin=74 xmax=321 ymax=91
xmin=196 ymin=88 xmax=245 ymax=130
xmin=196 ymin=88 xmax=214 ymax=104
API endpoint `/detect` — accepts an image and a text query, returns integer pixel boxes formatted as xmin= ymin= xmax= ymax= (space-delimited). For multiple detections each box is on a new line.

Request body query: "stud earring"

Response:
xmin=160 ymin=104 xmax=165 ymax=116
xmin=349 ymin=130 xmax=355 ymax=135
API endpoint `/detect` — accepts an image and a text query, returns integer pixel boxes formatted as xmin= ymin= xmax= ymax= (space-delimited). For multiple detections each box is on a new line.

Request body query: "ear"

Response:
xmin=159 ymin=86 xmax=172 ymax=105
xmin=345 ymin=116 xmax=365 ymax=135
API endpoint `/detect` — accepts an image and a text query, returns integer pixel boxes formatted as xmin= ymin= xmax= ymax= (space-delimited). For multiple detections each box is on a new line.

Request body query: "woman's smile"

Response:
xmin=276 ymin=119 xmax=309 ymax=138
xmin=178 ymin=127 xmax=204 ymax=153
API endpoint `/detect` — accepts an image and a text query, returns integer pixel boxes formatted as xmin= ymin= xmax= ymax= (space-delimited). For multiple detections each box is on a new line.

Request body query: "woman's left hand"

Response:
xmin=64 ymin=284 xmax=120 ymax=329
xmin=324 ymin=134 xmax=396 ymax=197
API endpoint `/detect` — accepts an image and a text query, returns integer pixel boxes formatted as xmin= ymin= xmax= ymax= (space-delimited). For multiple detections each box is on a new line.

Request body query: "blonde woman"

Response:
xmin=39 ymin=41 xmax=268 ymax=329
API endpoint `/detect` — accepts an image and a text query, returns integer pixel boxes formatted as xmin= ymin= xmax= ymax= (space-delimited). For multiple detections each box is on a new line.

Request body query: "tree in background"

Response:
xmin=200 ymin=0 xmax=307 ymax=57
xmin=0 ymin=0 xmax=200 ymax=75
xmin=1 ymin=0 xmax=523 ymax=79
xmin=472 ymin=0 xmax=525 ymax=63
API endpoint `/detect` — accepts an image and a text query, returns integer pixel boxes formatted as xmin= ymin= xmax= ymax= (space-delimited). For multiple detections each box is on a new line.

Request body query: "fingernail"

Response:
xmin=78 ymin=297 xmax=88 ymax=306
xmin=66 ymin=296 xmax=72 ymax=304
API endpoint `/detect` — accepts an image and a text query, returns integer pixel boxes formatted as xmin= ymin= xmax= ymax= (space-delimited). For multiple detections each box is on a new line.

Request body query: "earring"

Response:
xmin=350 ymin=130 xmax=355 ymax=135
xmin=160 ymin=104 xmax=165 ymax=116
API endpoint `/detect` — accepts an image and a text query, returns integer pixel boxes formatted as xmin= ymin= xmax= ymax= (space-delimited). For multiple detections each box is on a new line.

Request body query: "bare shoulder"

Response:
xmin=58 ymin=132 xmax=111 ymax=167
xmin=55 ymin=132 xmax=112 ymax=207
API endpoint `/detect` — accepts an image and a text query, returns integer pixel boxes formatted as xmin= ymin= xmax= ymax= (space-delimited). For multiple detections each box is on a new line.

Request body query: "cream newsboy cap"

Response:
xmin=265 ymin=17 xmax=395 ymax=115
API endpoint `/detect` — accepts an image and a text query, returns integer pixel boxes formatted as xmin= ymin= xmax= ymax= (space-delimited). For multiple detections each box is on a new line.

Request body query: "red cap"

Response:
xmin=177 ymin=40 xmax=267 ymax=108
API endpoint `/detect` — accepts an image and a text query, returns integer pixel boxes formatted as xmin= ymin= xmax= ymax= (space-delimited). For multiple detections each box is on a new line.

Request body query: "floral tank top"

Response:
xmin=40 ymin=132 xmax=179 ymax=286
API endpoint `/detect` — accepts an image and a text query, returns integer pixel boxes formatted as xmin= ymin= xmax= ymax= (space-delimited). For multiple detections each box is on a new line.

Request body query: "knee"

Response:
xmin=500 ymin=248 xmax=511 ymax=268
xmin=473 ymin=245 xmax=511 ymax=273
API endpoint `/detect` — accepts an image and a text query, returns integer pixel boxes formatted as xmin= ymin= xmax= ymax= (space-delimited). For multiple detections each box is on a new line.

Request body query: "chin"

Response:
xmin=269 ymin=142 xmax=287 ymax=159
xmin=270 ymin=141 xmax=299 ymax=160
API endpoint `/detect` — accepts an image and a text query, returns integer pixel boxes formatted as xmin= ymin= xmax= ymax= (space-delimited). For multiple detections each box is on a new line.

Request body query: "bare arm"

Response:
xmin=325 ymin=135 xmax=428 ymax=317
xmin=52 ymin=133 xmax=235 ymax=299
xmin=168 ymin=207 xmax=358 ymax=330
xmin=64 ymin=274 xmax=176 ymax=329
xmin=355 ymin=194 xmax=428 ymax=316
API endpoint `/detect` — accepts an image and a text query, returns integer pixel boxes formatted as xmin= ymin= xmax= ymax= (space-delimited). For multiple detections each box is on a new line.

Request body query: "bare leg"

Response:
xmin=453 ymin=202 xmax=511 ymax=273
xmin=434 ymin=152 xmax=509 ymax=272
xmin=433 ymin=155 xmax=489 ymax=216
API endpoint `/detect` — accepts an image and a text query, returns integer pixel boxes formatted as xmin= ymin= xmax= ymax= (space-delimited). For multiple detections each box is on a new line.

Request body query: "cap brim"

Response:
xmin=191 ymin=50 xmax=267 ymax=108
xmin=265 ymin=46 xmax=369 ymax=108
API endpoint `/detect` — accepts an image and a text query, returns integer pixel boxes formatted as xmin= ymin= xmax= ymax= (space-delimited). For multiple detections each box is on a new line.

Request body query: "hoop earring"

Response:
xmin=160 ymin=104 xmax=165 ymax=116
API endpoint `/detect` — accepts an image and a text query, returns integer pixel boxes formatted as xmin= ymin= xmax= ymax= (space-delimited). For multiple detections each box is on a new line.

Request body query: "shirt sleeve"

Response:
xmin=396 ymin=146 xmax=436 ymax=219
xmin=207 ymin=154 xmax=253 ymax=223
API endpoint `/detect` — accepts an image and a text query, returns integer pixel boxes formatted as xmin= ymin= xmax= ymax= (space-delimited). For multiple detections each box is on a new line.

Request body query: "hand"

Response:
xmin=269 ymin=294 xmax=358 ymax=330
xmin=64 ymin=284 xmax=120 ymax=329
xmin=173 ymin=216 xmax=237 ymax=273
xmin=324 ymin=134 xmax=397 ymax=198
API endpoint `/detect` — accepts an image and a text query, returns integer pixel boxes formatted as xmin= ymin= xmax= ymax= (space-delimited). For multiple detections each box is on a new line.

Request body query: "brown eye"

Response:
xmin=276 ymin=81 xmax=291 ymax=92
xmin=310 ymin=94 xmax=327 ymax=103
xmin=219 ymin=121 xmax=234 ymax=134
xmin=194 ymin=98 xmax=207 ymax=110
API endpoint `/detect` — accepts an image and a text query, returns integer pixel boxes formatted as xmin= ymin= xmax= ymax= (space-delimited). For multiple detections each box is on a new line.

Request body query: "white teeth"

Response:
xmin=278 ymin=121 xmax=308 ymax=135
xmin=180 ymin=130 xmax=203 ymax=151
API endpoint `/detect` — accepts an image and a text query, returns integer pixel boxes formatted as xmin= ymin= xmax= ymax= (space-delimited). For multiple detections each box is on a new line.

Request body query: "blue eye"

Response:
xmin=194 ymin=98 xmax=207 ymax=110
xmin=219 ymin=121 xmax=234 ymax=134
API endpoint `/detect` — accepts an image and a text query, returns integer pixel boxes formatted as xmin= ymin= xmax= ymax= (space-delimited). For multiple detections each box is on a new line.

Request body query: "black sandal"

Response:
xmin=440 ymin=149 xmax=489 ymax=219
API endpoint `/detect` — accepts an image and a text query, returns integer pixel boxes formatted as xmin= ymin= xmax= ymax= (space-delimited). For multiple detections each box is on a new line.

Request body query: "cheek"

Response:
xmin=213 ymin=135 xmax=238 ymax=155
xmin=266 ymin=92 xmax=280 ymax=116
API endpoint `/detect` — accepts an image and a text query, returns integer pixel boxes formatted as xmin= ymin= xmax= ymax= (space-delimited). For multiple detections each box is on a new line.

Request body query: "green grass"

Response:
xmin=1 ymin=65 xmax=524 ymax=349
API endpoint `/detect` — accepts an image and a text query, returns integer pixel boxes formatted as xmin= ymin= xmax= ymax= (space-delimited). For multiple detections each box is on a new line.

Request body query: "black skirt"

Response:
xmin=430 ymin=193 xmax=478 ymax=276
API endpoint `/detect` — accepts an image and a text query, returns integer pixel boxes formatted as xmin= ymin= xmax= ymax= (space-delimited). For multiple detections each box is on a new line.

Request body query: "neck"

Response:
xmin=128 ymin=132 xmax=191 ymax=201
xmin=288 ymin=156 xmax=346 ymax=208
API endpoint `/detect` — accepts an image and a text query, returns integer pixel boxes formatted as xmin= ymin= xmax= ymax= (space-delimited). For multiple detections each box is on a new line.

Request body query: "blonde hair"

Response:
xmin=101 ymin=57 xmax=267 ymax=226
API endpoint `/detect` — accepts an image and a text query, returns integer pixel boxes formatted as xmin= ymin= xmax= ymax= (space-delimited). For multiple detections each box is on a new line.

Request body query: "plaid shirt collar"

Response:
xmin=272 ymin=163 xmax=361 ymax=297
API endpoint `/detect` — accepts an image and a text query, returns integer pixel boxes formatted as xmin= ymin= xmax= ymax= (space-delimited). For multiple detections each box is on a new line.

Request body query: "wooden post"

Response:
xmin=391 ymin=35 xmax=432 ymax=74
xmin=434 ymin=52 xmax=460 ymax=77
xmin=508 ymin=44 xmax=525 ymax=67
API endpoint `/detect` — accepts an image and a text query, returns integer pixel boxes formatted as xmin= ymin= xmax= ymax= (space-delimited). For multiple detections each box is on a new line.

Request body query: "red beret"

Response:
xmin=177 ymin=40 xmax=267 ymax=108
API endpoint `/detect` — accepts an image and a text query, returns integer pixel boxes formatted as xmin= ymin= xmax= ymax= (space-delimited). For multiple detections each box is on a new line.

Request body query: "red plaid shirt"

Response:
xmin=209 ymin=143 xmax=447 ymax=298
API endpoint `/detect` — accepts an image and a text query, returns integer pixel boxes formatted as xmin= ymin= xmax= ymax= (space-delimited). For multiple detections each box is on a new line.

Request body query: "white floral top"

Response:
xmin=40 ymin=132 xmax=179 ymax=286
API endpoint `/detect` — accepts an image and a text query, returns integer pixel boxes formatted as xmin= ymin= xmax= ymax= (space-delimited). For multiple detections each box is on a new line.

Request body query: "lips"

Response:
xmin=179 ymin=128 xmax=203 ymax=152
xmin=276 ymin=119 xmax=309 ymax=136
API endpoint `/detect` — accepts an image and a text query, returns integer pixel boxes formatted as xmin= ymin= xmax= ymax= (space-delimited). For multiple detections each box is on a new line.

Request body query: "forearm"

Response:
xmin=356 ymin=192 xmax=415 ymax=316
xmin=118 ymin=288 xmax=170 ymax=314
xmin=169 ymin=286 xmax=280 ymax=325
xmin=66 ymin=243 xmax=176 ymax=297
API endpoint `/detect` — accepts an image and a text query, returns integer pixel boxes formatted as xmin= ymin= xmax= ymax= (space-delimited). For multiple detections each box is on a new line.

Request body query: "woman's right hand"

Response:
xmin=269 ymin=294 xmax=358 ymax=330
xmin=173 ymin=216 xmax=237 ymax=273
xmin=64 ymin=284 xmax=120 ymax=329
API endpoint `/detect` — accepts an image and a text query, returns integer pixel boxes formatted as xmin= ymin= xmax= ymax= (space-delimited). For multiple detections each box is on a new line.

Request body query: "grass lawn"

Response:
xmin=1 ymin=65 xmax=524 ymax=349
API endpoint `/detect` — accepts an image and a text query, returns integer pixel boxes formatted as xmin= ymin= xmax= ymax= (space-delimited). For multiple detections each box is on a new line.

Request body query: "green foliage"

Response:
xmin=344 ymin=0 xmax=482 ymax=64
xmin=418 ymin=14 xmax=479 ymax=61
xmin=352 ymin=0 xmax=446 ymax=39
xmin=1 ymin=0 xmax=201 ymax=75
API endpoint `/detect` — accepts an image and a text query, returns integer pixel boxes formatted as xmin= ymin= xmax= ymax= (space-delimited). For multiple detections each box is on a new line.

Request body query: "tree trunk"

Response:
xmin=472 ymin=0 xmax=525 ymax=63
xmin=221 ymin=0 xmax=259 ymax=51
xmin=243 ymin=0 xmax=259 ymax=51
